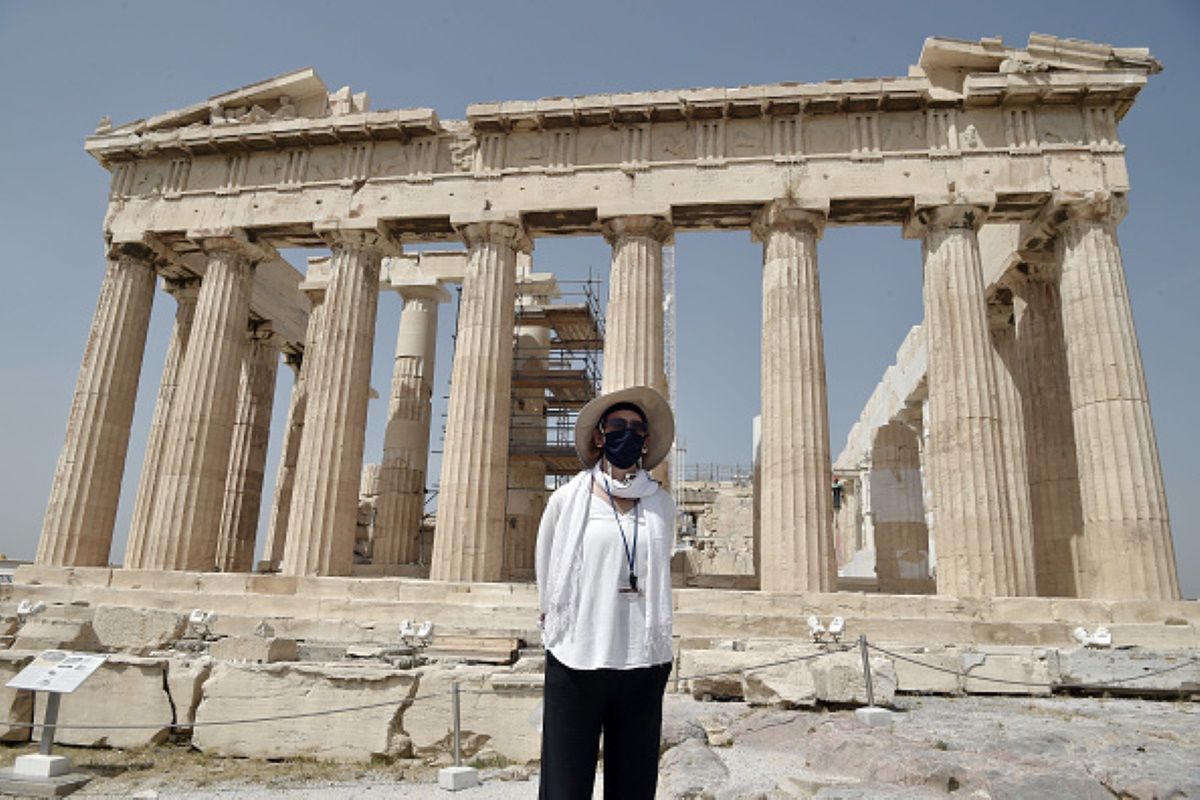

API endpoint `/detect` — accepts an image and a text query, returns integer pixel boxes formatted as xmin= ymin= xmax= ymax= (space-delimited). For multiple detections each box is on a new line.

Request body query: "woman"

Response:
xmin=536 ymin=385 xmax=677 ymax=799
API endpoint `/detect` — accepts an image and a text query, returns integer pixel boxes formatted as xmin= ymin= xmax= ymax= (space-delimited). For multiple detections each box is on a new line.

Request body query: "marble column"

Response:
xmin=372 ymin=282 xmax=448 ymax=566
xmin=1013 ymin=271 xmax=1084 ymax=597
xmin=910 ymin=204 xmax=1019 ymax=597
xmin=430 ymin=218 xmax=526 ymax=582
xmin=124 ymin=278 xmax=198 ymax=570
xmin=870 ymin=422 xmax=929 ymax=593
xmin=1055 ymin=195 xmax=1178 ymax=600
xmin=601 ymin=215 xmax=671 ymax=396
xmin=601 ymin=214 xmax=672 ymax=484
xmin=261 ymin=349 xmax=309 ymax=572
xmin=144 ymin=231 xmax=262 ymax=571
xmin=281 ymin=232 xmax=384 ymax=577
xmin=987 ymin=291 xmax=1037 ymax=596
xmin=920 ymin=395 xmax=937 ymax=570
xmin=38 ymin=245 xmax=157 ymax=567
xmin=215 ymin=323 xmax=280 ymax=572
xmin=752 ymin=200 xmax=837 ymax=593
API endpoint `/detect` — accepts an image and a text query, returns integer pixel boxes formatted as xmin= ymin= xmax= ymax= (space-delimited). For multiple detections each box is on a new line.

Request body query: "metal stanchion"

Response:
xmin=438 ymin=680 xmax=478 ymax=791
xmin=855 ymin=635 xmax=893 ymax=727
xmin=452 ymin=680 xmax=462 ymax=767
xmin=859 ymin=634 xmax=875 ymax=708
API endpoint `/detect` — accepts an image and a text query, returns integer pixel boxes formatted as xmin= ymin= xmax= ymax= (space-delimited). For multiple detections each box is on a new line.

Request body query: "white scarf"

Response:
xmin=541 ymin=465 xmax=673 ymax=661
xmin=596 ymin=461 xmax=660 ymax=499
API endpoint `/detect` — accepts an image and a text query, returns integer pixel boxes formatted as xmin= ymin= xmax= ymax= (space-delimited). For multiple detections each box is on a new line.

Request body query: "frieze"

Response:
xmin=98 ymin=99 xmax=1130 ymax=203
xmin=90 ymin=33 xmax=1151 ymax=226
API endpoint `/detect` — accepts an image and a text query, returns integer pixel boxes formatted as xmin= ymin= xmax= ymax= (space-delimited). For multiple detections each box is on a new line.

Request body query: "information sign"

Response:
xmin=6 ymin=650 xmax=107 ymax=694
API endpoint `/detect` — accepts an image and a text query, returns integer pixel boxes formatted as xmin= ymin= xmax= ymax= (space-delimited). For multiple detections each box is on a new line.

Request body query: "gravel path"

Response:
xmin=62 ymin=694 xmax=1198 ymax=799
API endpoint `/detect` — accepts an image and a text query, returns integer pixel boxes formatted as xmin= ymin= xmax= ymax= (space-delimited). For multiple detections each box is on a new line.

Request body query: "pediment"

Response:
xmin=102 ymin=68 xmax=346 ymax=136
xmin=918 ymin=33 xmax=1161 ymax=77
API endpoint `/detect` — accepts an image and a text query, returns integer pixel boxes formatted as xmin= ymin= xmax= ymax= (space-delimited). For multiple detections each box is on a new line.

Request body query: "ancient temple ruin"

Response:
xmin=34 ymin=33 xmax=1180 ymax=606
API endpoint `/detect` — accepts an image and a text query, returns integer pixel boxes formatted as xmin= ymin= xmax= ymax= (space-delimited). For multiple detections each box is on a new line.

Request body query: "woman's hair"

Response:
xmin=599 ymin=401 xmax=647 ymax=429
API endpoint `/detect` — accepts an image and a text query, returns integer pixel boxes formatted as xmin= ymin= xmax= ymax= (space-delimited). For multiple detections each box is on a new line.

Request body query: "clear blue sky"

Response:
xmin=1 ymin=1 xmax=1196 ymax=597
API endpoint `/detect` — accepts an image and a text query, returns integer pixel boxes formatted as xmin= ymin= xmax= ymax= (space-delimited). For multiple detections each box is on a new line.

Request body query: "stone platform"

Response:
xmin=7 ymin=566 xmax=1198 ymax=651
xmin=0 ymin=566 xmax=1195 ymax=764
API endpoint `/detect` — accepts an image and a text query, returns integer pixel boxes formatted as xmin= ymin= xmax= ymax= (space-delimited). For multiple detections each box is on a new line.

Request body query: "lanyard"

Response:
xmin=602 ymin=476 xmax=640 ymax=592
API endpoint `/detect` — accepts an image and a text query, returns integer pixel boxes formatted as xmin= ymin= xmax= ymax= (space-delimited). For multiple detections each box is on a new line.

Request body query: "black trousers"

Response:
xmin=538 ymin=650 xmax=672 ymax=799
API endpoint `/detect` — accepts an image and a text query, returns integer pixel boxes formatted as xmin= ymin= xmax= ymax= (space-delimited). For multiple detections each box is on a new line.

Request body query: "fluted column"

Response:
xmin=373 ymin=283 xmax=448 ymax=566
xmin=910 ymin=204 xmax=1019 ymax=597
xmin=282 ymin=231 xmax=385 ymax=577
xmin=38 ymin=245 xmax=157 ymax=566
xmin=215 ymin=323 xmax=280 ymax=572
xmin=987 ymin=292 xmax=1037 ymax=596
xmin=752 ymin=200 xmax=836 ymax=593
xmin=870 ymin=422 xmax=929 ymax=593
xmin=430 ymin=217 xmax=527 ymax=582
xmin=1055 ymin=195 xmax=1178 ymax=600
xmin=144 ymin=231 xmax=263 ymax=571
xmin=124 ymin=278 xmax=199 ymax=570
xmin=600 ymin=215 xmax=671 ymax=396
xmin=1013 ymin=271 xmax=1084 ymax=596
xmin=261 ymin=348 xmax=310 ymax=572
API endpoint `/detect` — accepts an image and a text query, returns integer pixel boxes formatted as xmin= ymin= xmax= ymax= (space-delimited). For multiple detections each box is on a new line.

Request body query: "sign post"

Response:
xmin=0 ymin=650 xmax=107 ymax=796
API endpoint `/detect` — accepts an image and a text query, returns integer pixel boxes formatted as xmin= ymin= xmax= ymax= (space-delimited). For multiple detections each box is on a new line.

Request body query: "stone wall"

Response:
xmin=0 ymin=594 xmax=1194 ymax=764
xmin=677 ymin=480 xmax=756 ymax=582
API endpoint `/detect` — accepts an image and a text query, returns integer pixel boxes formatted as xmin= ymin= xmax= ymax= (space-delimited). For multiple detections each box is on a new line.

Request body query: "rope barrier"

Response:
xmin=4 ymin=638 xmax=1194 ymax=735
xmin=0 ymin=689 xmax=453 ymax=731
xmin=675 ymin=645 xmax=853 ymax=681
xmin=865 ymin=641 xmax=1200 ymax=691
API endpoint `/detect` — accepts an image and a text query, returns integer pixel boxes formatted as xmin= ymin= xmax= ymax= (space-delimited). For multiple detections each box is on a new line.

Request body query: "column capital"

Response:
xmin=104 ymin=239 xmax=158 ymax=265
xmin=903 ymin=199 xmax=991 ymax=240
xmin=313 ymin=220 xmax=402 ymax=256
xmin=395 ymin=280 xmax=452 ymax=304
xmin=299 ymin=255 xmax=330 ymax=305
xmin=282 ymin=348 xmax=303 ymax=371
xmin=986 ymin=285 xmax=1016 ymax=333
xmin=106 ymin=230 xmax=179 ymax=269
xmin=164 ymin=276 xmax=201 ymax=302
xmin=247 ymin=319 xmax=286 ymax=350
xmin=1050 ymin=191 xmax=1128 ymax=229
xmin=599 ymin=214 xmax=673 ymax=245
xmin=451 ymin=212 xmax=531 ymax=253
xmin=186 ymin=227 xmax=278 ymax=263
xmin=750 ymin=199 xmax=828 ymax=242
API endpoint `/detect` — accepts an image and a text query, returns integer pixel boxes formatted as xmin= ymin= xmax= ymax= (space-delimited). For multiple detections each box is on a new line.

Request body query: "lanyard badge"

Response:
xmin=602 ymin=477 xmax=641 ymax=594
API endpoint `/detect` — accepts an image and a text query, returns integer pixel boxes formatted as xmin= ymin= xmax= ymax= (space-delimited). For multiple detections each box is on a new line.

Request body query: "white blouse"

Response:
xmin=548 ymin=495 xmax=671 ymax=670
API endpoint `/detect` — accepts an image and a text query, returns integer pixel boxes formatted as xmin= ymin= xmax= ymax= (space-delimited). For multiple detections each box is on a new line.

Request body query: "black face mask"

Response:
xmin=603 ymin=428 xmax=645 ymax=469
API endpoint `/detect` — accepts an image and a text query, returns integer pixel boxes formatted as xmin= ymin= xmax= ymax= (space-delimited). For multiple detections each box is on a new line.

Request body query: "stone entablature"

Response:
xmin=87 ymin=34 xmax=1155 ymax=248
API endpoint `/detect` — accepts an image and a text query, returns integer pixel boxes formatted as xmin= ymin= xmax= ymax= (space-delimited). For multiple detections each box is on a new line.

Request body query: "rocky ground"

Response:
xmin=4 ymin=693 xmax=1195 ymax=799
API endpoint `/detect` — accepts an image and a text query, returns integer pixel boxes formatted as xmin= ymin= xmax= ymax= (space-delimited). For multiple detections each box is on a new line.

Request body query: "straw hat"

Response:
xmin=574 ymin=385 xmax=675 ymax=470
